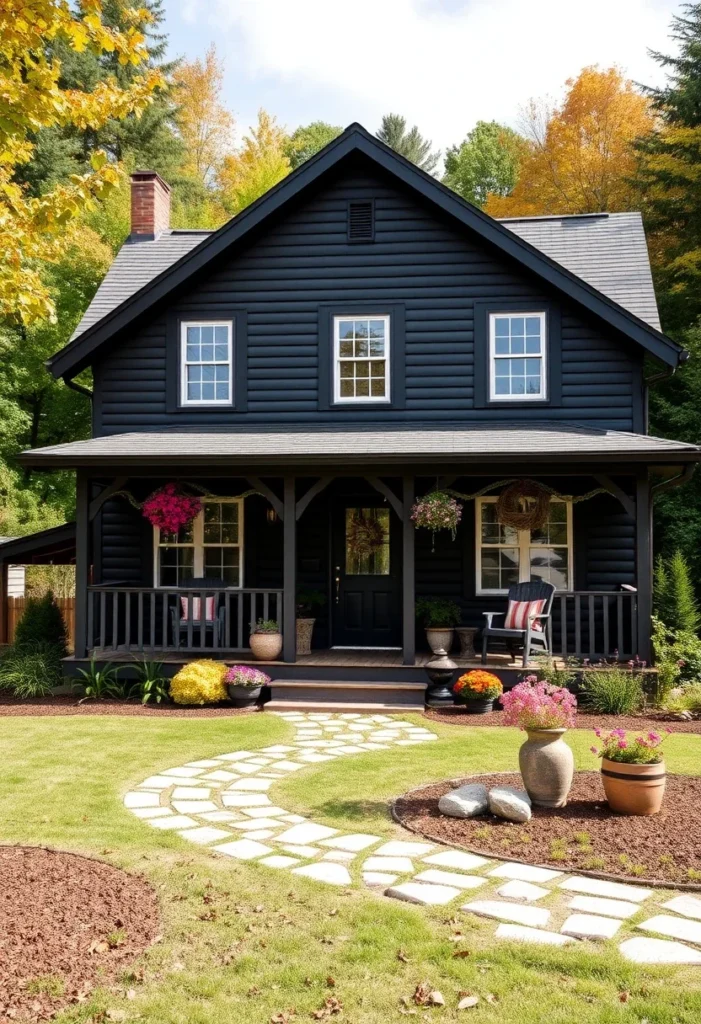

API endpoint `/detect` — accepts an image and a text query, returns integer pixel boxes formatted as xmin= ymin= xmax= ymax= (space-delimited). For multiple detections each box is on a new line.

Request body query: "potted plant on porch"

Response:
xmin=225 ymin=665 xmax=271 ymax=707
xmin=296 ymin=589 xmax=326 ymax=657
xmin=416 ymin=597 xmax=462 ymax=654
xmin=591 ymin=728 xmax=669 ymax=815
xmin=249 ymin=619 xmax=283 ymax=661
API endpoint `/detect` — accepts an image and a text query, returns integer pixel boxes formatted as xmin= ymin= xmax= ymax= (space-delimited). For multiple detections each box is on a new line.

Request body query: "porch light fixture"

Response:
xmin=266 ymin=506 xmax=278 ymax=524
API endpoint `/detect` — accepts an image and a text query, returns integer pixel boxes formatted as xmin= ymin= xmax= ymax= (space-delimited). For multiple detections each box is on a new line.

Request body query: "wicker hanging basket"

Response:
xmin=496 ymin=479 xmax=551 ymax=531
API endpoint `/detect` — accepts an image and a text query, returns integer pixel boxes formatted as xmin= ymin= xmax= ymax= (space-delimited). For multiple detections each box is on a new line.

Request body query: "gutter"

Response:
xmin=62 ymin=375 xmax=92 ymax=400
xmin=652 ymin=462 xmax=697 ymax=496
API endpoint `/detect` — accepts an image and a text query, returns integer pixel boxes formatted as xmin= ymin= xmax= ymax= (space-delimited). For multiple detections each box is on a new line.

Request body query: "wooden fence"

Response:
xmin=6 ymin=596 xmax=75 ymax=651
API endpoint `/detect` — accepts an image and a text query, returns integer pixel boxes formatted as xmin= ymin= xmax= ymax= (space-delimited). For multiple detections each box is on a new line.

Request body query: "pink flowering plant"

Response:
xmin=225 ymin=665 xmax=271 ymax=689
xmin=499 ymin=675 xmax=577 ymax=730
xmin=142 ymin=483 xmax=202 ymax=534
xmin=410 ymin=490 xmax=462 ymax=540
xmin=590 ymin=727 xmax=670 ymax=765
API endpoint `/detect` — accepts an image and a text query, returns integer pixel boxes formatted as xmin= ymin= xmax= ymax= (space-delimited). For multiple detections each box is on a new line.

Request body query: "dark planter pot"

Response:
xmin=227 ymin=684 xmax=263 ymax=708
xmin=460 ymin=697 xmax=496 ymax=715
xmin=425 ymin=648 xmax=457 ymax=708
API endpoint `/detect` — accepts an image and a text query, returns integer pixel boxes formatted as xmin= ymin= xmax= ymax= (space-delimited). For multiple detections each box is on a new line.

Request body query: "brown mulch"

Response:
xmin=0 ymin=695 xmax=258 ymax=717
xmin=394 ymin=771 xmax=701 ymax=888
xmin=424 ymin=706 xmax=701 ymax=734
xmin=0 ymin=847 xmax=160 ymax=1022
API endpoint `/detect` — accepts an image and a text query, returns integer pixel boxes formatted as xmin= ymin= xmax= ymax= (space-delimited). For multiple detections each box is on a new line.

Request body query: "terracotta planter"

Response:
xmin=519 ymin=727 xmax=574 ymax=808
xmin=249 ymin=631 xmax=283 ymax=661
xmin=296 ymin=618 xmax=315 ymax=657
xmin=601 ymin=758 xmax=666 ymax=816
xmin=227 ymin=684 xmax=263 ymax=708
xmin=426 ymin=627 xmax=454 ymax=654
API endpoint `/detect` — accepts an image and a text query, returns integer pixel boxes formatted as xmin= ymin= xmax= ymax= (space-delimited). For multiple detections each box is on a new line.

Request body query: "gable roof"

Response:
xmin=48 ymin=123 xmax=684 ymax=380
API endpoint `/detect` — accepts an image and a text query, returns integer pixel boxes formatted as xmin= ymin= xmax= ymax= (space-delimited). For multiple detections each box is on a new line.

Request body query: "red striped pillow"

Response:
xmin=180 ymin=596 xmax=216 ymax=622
xmin=504 ymin=598 xmax=546 ymax=632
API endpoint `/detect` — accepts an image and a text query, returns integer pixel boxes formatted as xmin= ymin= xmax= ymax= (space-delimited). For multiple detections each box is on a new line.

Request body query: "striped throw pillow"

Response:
xmin=180 ymin=596 xmax=216 ymax=622
xmin=504 ymin=598 xmax=546 ymax=632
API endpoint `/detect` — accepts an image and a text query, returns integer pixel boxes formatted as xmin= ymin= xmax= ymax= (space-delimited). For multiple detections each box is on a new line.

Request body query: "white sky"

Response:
xmin=171 ymin=0 xmax=680 ymax=156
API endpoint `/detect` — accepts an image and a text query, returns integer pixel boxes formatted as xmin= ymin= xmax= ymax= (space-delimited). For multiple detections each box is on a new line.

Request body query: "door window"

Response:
xmin=345 ymin=508 xmax=390 ymax=575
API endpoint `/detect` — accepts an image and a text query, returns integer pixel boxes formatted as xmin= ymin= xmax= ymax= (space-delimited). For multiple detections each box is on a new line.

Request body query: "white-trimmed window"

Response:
xmin=489 ymin=311 xmax=546 ymax=400
xmin=476 ymin=497 xmax=571 ymax=595
xmin=334 ymin=315 xmax=390 ymax=402
xmin=155 ymin=499 xmax=243 ymax=587
xmin=181 ymin=321 xmax=233 ymax=405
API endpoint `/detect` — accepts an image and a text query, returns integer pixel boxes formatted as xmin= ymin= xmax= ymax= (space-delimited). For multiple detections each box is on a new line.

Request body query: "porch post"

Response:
xmin=402 ymin=473 xmax=416 ymax=666
xmin=0 ymin=559 xmax=8 ymax=646
xmin=282 ymin=475 xmax=297 ymax=662
xmin=74 ymin=470 xmax=89 ymax=659
xmin=635 ymin=472 xmax=652 ymax=664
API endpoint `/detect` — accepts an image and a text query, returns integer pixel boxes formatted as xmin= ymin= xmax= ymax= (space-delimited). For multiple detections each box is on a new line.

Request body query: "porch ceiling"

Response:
xmin=19 ymin=422 xmax=701 ymax=469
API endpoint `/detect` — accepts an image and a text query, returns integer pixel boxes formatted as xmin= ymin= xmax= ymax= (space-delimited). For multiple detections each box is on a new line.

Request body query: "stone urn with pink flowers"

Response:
xmin=500 ymin=676 xmax=578 ymax=808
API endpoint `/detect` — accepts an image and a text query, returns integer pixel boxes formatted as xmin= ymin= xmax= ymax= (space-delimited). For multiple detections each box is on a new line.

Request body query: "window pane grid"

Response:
xmin=477 ymin=498 xmax=570 ymax=593
xmin=335 ymin=316 xmax=389 ymax=401
xmin=156 ymin=499 xmax=243 ymax=588
xmin=182 ymin=322 xmax=232 ymax=404
xmin=490 ymin=313 xmax=545 ymax=400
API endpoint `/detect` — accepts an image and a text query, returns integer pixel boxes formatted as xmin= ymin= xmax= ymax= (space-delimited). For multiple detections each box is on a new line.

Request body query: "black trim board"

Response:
xmin=47 ymin=124 xmax=683 ymax=380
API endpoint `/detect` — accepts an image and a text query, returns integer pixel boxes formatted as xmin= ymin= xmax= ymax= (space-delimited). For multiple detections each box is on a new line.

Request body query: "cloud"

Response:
xmin=178 ymin=0 xmax=678 ymax=151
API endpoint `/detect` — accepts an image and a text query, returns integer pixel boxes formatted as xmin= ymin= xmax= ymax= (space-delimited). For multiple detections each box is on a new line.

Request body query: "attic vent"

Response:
xmin=348 ymin=200 xmax=374 ymax=242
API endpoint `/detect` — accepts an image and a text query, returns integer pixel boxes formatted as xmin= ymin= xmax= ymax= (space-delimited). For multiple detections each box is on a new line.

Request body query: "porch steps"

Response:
xmin=266 ymin=679 xmax=426 ymax=713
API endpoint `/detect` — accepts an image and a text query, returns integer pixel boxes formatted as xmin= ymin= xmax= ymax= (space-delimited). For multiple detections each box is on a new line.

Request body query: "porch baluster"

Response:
xmin=588 ymin=594 xmax=596 ymax=659
xmin=200 ymin=589 xmax=206 ymax=650
xmin=559 ymin=595 xmax=567 ymax=658
xmin=87 ymin=589 xmax=94 ymax=654
xmin=161 ymin=592 xmax=169 ymax=650
xmin=100 ymin=590 xmax=106 ymax=650
xmin=574 ymin=594 xmax=582 ymax=657
xmin=237 ymin=592 xmax=244 ymax=649
xmin=224 ymin=592 xmax=231 ymax=648
xmin=603 ymin=595 xmax=610 ymax=655
xmin=125 ymin=591 xmax=131 ymax=650
xmin=249 ymin=592 xmax=257 ymax=642
xmin=630 ymin=596 xmax=638 ymax=662
xmin=112 ymin=592 xmax=118 ymax=653
xmin=137 ymin=591 xmax=144 ymax=651
xmin=150 ymin=592 xmax=156 ymax=649
xmin=617 ymin=594 xmax=624 ymax=660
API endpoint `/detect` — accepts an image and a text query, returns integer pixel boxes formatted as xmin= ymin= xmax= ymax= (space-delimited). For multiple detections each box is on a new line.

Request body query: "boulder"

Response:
xmin=488 ymin=786 xmax=532 ymax=823
xmin=438 ymin=783 xmax=489 ymax=819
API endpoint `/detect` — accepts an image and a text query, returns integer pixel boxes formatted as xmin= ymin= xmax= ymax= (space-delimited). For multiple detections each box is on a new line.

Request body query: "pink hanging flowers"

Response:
xmin=410 ymin=490 xmax=462 ymax=541
xmin=142 ymin=483 xmax=202 ymax=534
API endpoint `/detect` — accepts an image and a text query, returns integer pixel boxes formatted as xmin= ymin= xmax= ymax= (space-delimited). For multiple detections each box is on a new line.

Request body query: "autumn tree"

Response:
xmin=376 ymin=114 xmax=440 ymax=173
xmin=173 ymin=44 xmax=235 ymax=188
xmin=286 ymin=121 xmax=343 ymax=169
xmin=485 ymin=67 xmax=655 ymax=217
xmin=443 ymin=121 xmax=527 ymax=208
xmin=0 ymin=0 xmax=162 ymax=323
xmin=218 ymin=110 xmax=290 ymax=215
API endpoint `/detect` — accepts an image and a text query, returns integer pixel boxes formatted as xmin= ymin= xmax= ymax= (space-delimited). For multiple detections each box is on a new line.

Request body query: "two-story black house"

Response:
xmin=11 ymin=124 xmax=701 ymax=706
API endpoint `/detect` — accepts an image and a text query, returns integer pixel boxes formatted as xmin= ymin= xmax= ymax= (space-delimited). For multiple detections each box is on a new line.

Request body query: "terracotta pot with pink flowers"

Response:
xmin=500 ymin=675 xmax=578 ymax=808
xmin=591 ymin=728 xmax=670 ymax=815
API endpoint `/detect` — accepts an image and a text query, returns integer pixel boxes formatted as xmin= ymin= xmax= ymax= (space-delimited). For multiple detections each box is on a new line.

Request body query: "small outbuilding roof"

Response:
xmin=0 ymin=523 xmax=76 ymax=565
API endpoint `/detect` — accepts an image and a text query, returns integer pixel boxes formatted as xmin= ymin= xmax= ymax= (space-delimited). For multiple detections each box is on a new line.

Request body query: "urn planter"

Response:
xmin=296 ymin=617 xmax=315 ymax=657
xmin=426 ymin=627 xmax=454 ymax=655
xmin=519 ymin=727 xmax=574 ymax=808
xmin=601 ymin=758 xmax=666 ymax=816
xmin=424 ymin=649 xmax=457 ymax=707
xmin=249 ymin=631 xmax=283 ymax=661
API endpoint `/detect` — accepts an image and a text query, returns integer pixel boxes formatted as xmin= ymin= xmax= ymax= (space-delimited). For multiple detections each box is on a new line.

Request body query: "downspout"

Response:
xmin=651 ymin=462 xmax=697 ymax=496
xmin=63 ymin=375 xmax=93 ymax=400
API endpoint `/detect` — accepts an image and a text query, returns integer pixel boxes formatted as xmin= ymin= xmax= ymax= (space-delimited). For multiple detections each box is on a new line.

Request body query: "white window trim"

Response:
xmin=180 ymin=319 xmax=233 ymax=407
xmin=333 ymin=313 xmax=391 ymax=404
xmin=475 ymin=496 xmax=572 ymax=596
xmin=489 ymin=310 xmax=547 ymax=402
xmin=153 ymin=497 xmax=244 ymax=588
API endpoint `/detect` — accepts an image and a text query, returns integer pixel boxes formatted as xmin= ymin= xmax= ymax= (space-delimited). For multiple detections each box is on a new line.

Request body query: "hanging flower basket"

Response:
xmin=411 ymin=490 xmax=462 ymax=541
xmin=347 ymin=511 xmax=385 ymax=558
xmin=496 ymin=479 xmax=550 ymax=532
xmin=142 ymin=483 xmax=202 ymax=534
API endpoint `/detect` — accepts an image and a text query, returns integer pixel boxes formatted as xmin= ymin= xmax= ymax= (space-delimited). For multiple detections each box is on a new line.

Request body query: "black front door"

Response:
xmin=331 ymin=502 xmax=401 ymax=647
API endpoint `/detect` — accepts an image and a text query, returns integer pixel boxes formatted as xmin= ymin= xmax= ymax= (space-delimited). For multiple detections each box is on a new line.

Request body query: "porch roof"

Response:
xmin=0 ymin=522 xmax=76 ymax=564
xmin=19 ymin=422 xmax=701 ymax=468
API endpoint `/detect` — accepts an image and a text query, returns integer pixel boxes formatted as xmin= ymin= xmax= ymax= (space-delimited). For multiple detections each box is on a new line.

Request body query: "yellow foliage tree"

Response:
xmin=485 ymin=67 xmax=655 ymax=218
xmin=173 ymin=44 xmax=235 ymax=187
xmin=0 ymin=0 xmax=162 ymax=324
xmin=218 ymin=110 xmax=291 ymax=215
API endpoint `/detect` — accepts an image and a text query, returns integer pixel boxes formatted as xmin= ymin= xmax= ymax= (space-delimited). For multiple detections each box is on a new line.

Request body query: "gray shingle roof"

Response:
xmin=502 ymin=212 xmax=660 ymax=329
xmin=71 ymin=211 xmax=661 ymax=342
xmin=19 ymin=423 xmax=700 ymax=467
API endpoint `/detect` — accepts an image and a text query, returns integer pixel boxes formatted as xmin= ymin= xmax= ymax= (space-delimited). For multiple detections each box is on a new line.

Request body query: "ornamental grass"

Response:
xmin=170 ymin=659 xmax=228 ymax=705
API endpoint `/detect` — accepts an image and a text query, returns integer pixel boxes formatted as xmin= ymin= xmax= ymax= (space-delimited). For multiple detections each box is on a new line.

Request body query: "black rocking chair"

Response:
xmin=170 ymin=576 xmax=228 ymax=649
xmin=481 ymin=580 xmax=556 ymax=668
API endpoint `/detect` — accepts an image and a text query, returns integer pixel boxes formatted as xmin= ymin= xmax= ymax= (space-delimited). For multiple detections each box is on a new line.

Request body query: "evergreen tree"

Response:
xmin=443 ymin=121 xmax=527 ymax=208
xmin=653 ymin=549 xmax=700 ymax=633
xmin=376 ymin=114 xmax=440 ymax=173
xmin=14 ymin=591 xmax=69 ymax=657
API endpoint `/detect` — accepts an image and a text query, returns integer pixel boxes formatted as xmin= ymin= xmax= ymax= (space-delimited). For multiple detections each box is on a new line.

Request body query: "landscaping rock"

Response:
xmin=438 ymin=783 xmax=489 ymax=819
xmin=488 ymin=786 xmax=532 ymax=823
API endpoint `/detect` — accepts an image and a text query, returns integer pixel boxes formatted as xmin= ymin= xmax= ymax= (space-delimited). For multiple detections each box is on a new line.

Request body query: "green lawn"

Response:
xmin=1 ymin=712 xmax=701 ymax=1023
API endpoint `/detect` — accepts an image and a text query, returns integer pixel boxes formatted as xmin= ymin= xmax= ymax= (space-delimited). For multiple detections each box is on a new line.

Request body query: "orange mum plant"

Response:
xmin=453 ymin=670 xmax=503 ymax=701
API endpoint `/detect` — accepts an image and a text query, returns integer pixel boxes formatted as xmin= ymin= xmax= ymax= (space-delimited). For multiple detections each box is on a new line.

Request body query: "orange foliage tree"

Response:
xmin=485 ymin=67 xmax=656 ymax=218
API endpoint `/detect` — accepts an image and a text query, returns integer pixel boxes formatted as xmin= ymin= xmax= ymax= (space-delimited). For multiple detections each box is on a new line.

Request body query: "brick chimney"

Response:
xmin=130 ymin=170 xmax=171 ymax=240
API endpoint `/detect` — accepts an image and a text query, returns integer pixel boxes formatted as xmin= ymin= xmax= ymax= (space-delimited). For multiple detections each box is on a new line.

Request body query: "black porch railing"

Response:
xmin=87 ymin=586 xmax=283 ymax=655
xmin=552 ymin=590 xmax=638 ymax=661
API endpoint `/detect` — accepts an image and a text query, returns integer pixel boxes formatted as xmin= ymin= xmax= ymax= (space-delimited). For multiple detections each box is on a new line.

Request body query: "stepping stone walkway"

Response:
xmin=124 ymin=709 xmax=700 ymax=966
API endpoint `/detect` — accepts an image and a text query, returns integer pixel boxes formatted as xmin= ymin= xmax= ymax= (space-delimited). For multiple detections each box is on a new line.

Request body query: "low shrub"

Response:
xmin=14 ymin=592 xmax=68 ymax=657
xmin=0 ymin=643 xmax=61 ymax=698
xmin=135 ymin=659 xmax=169 ymax=704
xmin=660 ymin=682 xmax=701 ymax=714
xmin=531 ymin=655 xmax=576 ymax=691
xmin=74 ymin=659 xmax=124 ymax=700
xmin=579 ymin=667 xmax=644 ymax=715
xmin=170 ymin=659 xmax=227 ymax=705
xmin=652 ymin=616 xmax=701 ymax=692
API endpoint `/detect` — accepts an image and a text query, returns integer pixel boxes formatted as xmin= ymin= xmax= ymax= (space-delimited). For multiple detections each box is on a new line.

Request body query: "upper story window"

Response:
xmin=489 ymin=311 xmax=546 ymax=401
xmin=476 ymin=496 xmax=571 ymax=595
xmin=181 ymin=320 xmax=233 ymax=406
xmin=333 ymin=315 xmax=390 ymax=403
xmin=155 ymin=498 xmax=243 ymax=587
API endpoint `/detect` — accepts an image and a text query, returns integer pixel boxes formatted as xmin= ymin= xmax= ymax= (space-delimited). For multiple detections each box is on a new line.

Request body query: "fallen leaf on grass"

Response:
xmin=619 ymin=992 xmax=629 ymax=1003
xmin=485 ymin=993 xmax=498 ymax=1004
xmin=312 ymin=996 xmax=343 ymax=1019
xmin=106 ymin=1012 xmax=127 ymax=1022
xmin=412 ymin=982 xmax=444 ymax=1007
xmin=457 ymin=996 xmax=480 ymax=1010
xmin=452 ymin=950 xmax=471 ymax=959
xmin=88 ymin=939 xmax=109 ymax=954
xmin=248 ymin=986 xmax=261 ymax=997
xmin=326 ymin=976 xmax=335 ymax=988
xmin=397 ymin=950 xmax=410 ymax=963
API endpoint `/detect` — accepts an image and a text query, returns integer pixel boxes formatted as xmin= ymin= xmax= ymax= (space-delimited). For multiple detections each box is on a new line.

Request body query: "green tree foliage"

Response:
xmin=376 ymin=114 xmax=440 ymax=173
xmin=443 ymin=121 xmax=526 ymax=208
xmin=286 ymin=121 xmax=343 ymax=169
xmin=14 ymin=591 xmax=68 ymax=657
xmin=653 ymin=549 xmax=701 ymax=634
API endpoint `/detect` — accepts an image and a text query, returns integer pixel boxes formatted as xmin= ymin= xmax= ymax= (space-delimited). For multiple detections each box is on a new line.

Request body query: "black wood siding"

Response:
xmin=93 ymin=160 xmax=644 ymax=434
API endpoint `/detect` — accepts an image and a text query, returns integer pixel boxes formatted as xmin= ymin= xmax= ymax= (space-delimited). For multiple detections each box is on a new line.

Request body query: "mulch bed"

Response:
xmin=394 ymin=771 xmax=701 ymax=888
xmin=0 ymin=695 xmax=258 ymax=717
xmin=0 ymin=847 xmax=160 ymax=1022
xmin=424 ymin=706 xmax=701 ymax=734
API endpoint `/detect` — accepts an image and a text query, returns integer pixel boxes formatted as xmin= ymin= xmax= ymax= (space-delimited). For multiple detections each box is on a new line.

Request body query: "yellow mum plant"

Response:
xmin=170 ymin=659 xmax=228 ymax=705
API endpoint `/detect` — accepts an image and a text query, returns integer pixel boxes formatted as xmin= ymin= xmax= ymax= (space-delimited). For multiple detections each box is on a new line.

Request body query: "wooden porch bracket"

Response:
xmin=366 ymin=475 xmax=404 ymax=519
xmin=593 ymin=474 xmax=635 ymax=519
xmin=296 ymin=476 xmax=332 ymax=520
xmin=88 ymin=476 xmax=128 ymax=521
xmin=246 ymin=476 xmax=284 ymax=520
